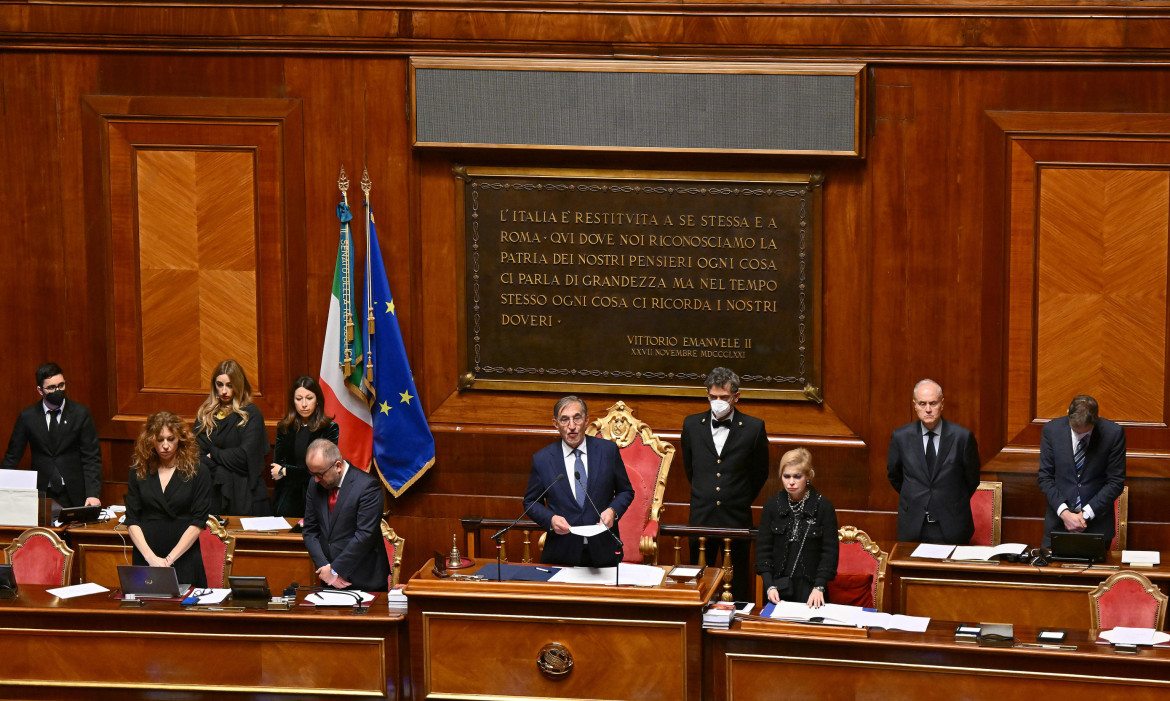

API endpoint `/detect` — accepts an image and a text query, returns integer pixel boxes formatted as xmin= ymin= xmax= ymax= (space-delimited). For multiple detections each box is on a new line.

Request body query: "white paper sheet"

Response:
xmin=949 ymin=543 xmax=1028 ymax=560
xmin=1122 ymin=550 xmax=1161 ymax=565
xmin=0 ymin=469 xmax=36 ymax=489
xmin=1100 ymin=627 xmax=1167 ymax=645
xmin=307 ymin=590 xmax=375 ymax=606
xmin=910 ymin=543 xmax=955 ymax=559
xmin=547 ymin=563 xmax=666 ymax=587
xmin=568 ymin=523 xmax=608 ymax=537
xmin=769 ymin=601 xmax=861 ymax=626
xmin=853 ymin=610 xmax=931 ymax=632
xmin=195 ymin=588 xmax=231 ymax=604
xmin=238 ymin=516 xmax=292 ymax=531
xmin=47 ymin=582 xmax=109 ymax=599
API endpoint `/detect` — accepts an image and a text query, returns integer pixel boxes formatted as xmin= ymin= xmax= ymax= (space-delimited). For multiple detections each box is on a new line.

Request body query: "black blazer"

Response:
xmin=756 ymin=486 xmax=839 ymax=600
xmin=272 ymin=421 xmax=339 ymax=517
xmin=681 ymin=410 xmax=770 ymax=528
xmin=302 ymin=463 xmax=389 ymax=591
xmin=523 ymin=434 xmax=634 ymax=567
xmin=196 ymin=404 xmax=268 ymax=516
xmin=125 ymin=465 xmax=212 ymax=588
xmin=1 ymin=399 xmax=102 ymax=507
xmin=887 ymin=418 xmax=981 ymax=544
xmin=1038 ymin=415 xmax=1126 ymax=547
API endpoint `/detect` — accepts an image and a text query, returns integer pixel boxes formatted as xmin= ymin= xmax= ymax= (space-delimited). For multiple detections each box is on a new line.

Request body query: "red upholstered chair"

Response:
xmin=1111 ymin=485 xmax=1129 ymax=551
xmin=828 ymin=526 xmax=889 ymax=610
xmin=381 ymin=520 xmax=405 ymax=589
xmin=198 ymin=517 xmax=236 ymax=588
xmin=968 ymin=481 xmax=1002 ymax=546
xmin=586 ymin=401 xmax=675 ymax=564
xmin=1089 ymin=570 xmax=1167 ymax=630
xmin=4 ymin=527 xmax=73 ymax=586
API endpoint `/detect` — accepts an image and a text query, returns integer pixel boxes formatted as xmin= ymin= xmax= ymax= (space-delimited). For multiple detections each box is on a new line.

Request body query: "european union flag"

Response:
xmin=362 ymin=201 xmax=436 ymax=496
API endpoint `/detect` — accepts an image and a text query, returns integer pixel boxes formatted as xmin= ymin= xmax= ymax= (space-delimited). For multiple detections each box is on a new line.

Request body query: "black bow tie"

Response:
xmin=713 ymin=419 xmax=732 ymax=429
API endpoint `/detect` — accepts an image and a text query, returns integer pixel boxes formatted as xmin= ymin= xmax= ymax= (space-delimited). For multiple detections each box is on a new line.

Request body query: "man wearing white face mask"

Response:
xmin=681 ymin=367 xmax=770 ymax=602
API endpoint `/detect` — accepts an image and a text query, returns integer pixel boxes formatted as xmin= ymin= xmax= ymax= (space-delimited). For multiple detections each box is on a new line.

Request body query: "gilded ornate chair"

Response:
xmin=969 ymin=481 xmax=1002 ymax=547
xmin=4 ymin=527 xmax=73 ymax=586
xmin=828 ymin=526 xmax=889 ymax=610
xmin=585 ymin=401 xmax=675 ymax=564
xmin=1089 ymin=570 xmax=1167 ymax=630
xmin=381 ymin=520 xmax=405 ymax=589
xmin=199 ymin=517 xmax=236 ymax=588
xmin=1111 ymin=485 xmax=1129 ymax=551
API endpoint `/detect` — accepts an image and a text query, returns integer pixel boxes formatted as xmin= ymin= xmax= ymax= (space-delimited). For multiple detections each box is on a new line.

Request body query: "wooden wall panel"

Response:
xmin=1036 ymin=167 xmax=1167 ymax=422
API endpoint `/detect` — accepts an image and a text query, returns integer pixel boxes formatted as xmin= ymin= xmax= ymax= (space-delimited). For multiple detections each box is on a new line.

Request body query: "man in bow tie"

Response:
xmin=681 ymin=367 xmax=770 ymax=601
xmin=887 ymin=379 xmax=981 ymax=544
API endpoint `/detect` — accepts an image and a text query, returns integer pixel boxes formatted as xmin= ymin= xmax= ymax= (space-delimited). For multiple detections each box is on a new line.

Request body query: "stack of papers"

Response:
xmin=239 ymin=516 xmax=292 ymax=531
xmin=307 ymin=590 xmax=375 ymax=606
xmin=547 ymin=563 xmax=666 ymax=587
xmin=387 ymin=587 xmax=408 ymax=614
xmin=768 ymin=601 xmax=930 ymax=632
xmin=703 ymin=601 xmax=753 ymax=629
xmin=948 ymin=544 xmax=1028 ymax=561
xmin=1099 ymin=627 xmax=1170 ymax=645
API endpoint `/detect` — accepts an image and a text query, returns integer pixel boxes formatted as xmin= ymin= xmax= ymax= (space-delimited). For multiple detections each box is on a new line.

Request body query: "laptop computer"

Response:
xmin=117 ymin=565 xmax=190 ymax=598
xmin=1049 ymin=531 xmax=1108 ymax=563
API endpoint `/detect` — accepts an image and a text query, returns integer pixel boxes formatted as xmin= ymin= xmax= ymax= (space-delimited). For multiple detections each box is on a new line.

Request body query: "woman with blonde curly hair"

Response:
xmin=755 ymin=447 xmax=838 ymax=609
xmin=194 ymin=359 xmax=269 ymax=516
xmin=126 ymin=411 xmax=211 ymax=588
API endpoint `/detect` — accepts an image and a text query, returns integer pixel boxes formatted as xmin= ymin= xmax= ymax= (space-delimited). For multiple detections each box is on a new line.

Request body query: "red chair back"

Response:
xmin=831 ymin=541 xmax=879 ymax=608
xmin=969 ymin=481 xmax=1001 ymax=546
xmin=616 ymin=434 xmax=660 ymax=563
xmin=1092 ymin=572 xmax=1168 ymax=630
xmin=6 ymin=528 xmax=72 ymax=586
xmin=200 ymin=528 xmax=227 ymax=588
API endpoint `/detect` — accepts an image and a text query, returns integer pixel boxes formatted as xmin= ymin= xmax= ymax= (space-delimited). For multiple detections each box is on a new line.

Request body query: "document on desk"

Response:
xmin=47 ymin=582 xmax=109 ymax=599
xmin=853 ymin=610 xmax=931 ymax=632
xmin=1122 ymin=550 xmax=1161 ymax=565
xmin=569 ymin=523 xmax=609 ymax=537
xmin=770 ymin=601 xmax=861 ymax=626
xmin=307 ymin=590 xmax=376 ymax=606
xmin=194 ymin=588 xmax=231 ymax=604
xmin=239 ymin=516 xmax=293 ymax=531
xmin=548 ymin=563 xmax=666 ymax=587
xmin=1099 ymin=627 xmax=1168 ymax=645
xmin=949 ymin=543 xmax=1028 ymax=561
xmin=910 ymin=543 xmax=955 ymax=559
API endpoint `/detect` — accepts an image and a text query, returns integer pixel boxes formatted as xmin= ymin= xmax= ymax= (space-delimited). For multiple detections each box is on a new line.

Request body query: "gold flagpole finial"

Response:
xmin=338 ymin=165 xmax=350 ymax=204
xmin=361 ymin=167 xmax=372 ymax=199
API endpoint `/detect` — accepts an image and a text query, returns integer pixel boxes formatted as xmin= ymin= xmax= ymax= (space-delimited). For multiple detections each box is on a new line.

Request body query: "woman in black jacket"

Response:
xmin=756 ymin=447 xmax=838 ymax=608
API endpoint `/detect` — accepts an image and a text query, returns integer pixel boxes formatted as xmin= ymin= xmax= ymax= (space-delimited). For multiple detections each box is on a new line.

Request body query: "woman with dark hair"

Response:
xmin=756 ymin=447 xmax=838 ymax=608
xmin=126 ymin=411 xmax=211 ymax=588
xmin=269 ymin=376 xmax=338 ymax=517
xmin=194 ymin=359 xmax=269 ymax=516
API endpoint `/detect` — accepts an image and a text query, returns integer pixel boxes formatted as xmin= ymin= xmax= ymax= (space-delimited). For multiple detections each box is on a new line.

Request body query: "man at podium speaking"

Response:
xmin=523 ymin=396 xmax=634 ymax=567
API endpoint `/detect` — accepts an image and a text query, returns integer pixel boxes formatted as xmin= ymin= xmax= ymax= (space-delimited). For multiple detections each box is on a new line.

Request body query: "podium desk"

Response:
xmin=0 ymin=584 xmax=407 ymax=700
xmin=405 ymin=558 xmax=722 ymax=701
xmin=887 ymin=543 xmax=1170 ymax=629
xmin=708 ymin=618 xmax=1170 ymax=700
xmin=65 ymin=516 xmax=316 ymax=590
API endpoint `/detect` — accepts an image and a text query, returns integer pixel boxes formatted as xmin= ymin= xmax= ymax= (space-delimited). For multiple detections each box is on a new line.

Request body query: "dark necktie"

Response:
xmin=712 ymin=419 xmax=732 ymax=429
xmin=1074 ymin=436 xmax=1087 ymax=511
xmin=48 ymin=409 xmax=60 ymax=439
xmin=574 ymin=449 xmax=587 ymax=509
xmin=328 ymin=487 xmax=339 ymax=513
xmin=925 ymin=431 xmax=937 ymax=470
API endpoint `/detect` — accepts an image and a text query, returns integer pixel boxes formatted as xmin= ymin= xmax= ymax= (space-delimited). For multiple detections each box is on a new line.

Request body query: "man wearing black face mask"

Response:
xmin=1 ymin=363 xmax=102 ymax=507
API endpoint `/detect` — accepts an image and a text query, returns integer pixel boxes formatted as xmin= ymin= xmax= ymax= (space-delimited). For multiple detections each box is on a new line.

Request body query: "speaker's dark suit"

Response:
xmin=887 ymin=418 xmax=981 ymax=544
xmin=303 ymin=463 xmax=389 ymax=591
xmin=524 ymin=435 xmax=634 ymax=567
xmin=0 ymin=399 xmax=102 ymax=507
xmin=1038 ymin=416 xmax=1126 ymax=548
xmin=681 ymin=410 xmax=769 ymax=601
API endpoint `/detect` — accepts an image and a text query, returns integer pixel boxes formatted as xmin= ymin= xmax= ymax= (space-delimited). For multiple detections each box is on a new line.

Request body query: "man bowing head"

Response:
xmin=523 ymin=396 xmax=634 ymax=567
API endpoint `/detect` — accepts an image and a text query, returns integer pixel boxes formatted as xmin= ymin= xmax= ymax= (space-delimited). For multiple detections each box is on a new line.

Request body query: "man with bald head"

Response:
xmin=887 ymin=379 xmax=981 ymax=544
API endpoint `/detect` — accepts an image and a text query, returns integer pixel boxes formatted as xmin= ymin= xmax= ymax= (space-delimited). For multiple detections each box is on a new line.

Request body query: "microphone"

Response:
xmin=492 ymin=472 xmax=566 ymax=541
xmin=575 ymin=470 xmax=623 ymax=549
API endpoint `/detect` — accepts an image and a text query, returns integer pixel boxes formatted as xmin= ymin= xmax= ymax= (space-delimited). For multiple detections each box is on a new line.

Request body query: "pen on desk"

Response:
xmin=535 ymin=567 xmax=550 ymax=572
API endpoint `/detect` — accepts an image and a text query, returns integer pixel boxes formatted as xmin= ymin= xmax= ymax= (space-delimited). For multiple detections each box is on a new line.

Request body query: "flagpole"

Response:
xmin=338 ymin=166 xmax=355 ymax=374
xmin=362 ymin=168 xmax=376 ymax=383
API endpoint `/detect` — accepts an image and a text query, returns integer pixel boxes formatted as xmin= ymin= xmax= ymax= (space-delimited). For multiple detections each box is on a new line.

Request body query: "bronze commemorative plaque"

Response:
xmin=455 ymin=167 xmax=822 ymax=400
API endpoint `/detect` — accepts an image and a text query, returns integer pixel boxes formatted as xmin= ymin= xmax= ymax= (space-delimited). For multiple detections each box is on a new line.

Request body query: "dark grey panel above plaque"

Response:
xmin=411 ymin=58 xmax=865 ymax=157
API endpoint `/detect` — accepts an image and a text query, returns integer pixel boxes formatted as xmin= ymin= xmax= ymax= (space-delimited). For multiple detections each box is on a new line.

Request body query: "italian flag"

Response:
xmin=319 ymin=207 xmax=374 ymax=471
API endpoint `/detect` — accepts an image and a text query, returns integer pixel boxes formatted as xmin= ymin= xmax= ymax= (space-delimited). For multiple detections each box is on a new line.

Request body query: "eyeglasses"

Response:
xmin=308 ymin=460 xmax=341 ymax=478
xmin=41 ymin=382 xmax=66 ymax=393
xmin=557 ymin=414 xmax=585 ymax=426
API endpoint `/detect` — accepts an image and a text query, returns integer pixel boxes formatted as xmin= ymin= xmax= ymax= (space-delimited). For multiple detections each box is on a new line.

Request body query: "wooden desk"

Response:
xmin=0 ymin=584 xmax=407 ymax=700
xmin=65 ymin=516 xmax=316 ymax=590
xmin=886 ymin=542 xmax=1170 ymax=628
xmin=707 ymin=618 xmax=1170 ymax=700
xmin=405 ymin=558 xmax=721 ymax=700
